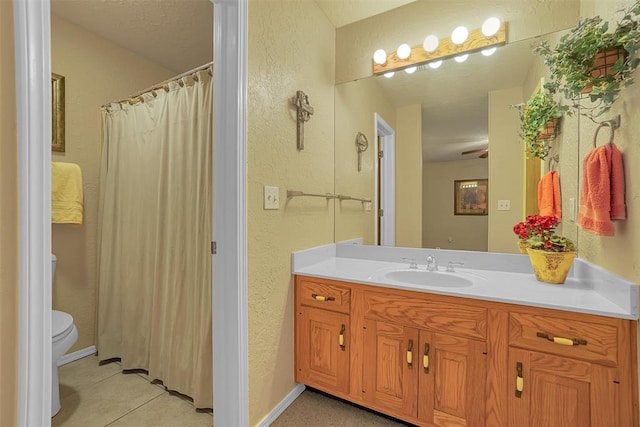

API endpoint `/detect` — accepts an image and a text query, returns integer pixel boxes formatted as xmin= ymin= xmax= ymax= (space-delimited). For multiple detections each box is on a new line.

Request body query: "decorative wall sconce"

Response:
xmin=291 ymin=90 xmax=314 ymax=150
xmin=355 ymin=132 xmax=368 ymax=171
xmin=372 ymin=17 xmax=507 ymax=76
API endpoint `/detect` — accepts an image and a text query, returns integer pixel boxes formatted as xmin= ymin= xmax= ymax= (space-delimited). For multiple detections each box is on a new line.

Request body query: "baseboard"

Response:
xmin=257 ymin=383 xmax=306 ymax=427
xmin=57 ymin=345 xmax=97 ymax=367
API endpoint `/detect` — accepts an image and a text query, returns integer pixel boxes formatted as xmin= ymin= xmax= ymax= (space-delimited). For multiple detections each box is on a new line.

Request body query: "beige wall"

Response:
xmin=0 ymin=1 xmax=18 ymax=424
xmin=423 ymin=159 xmax=488 ymax=251
xmin=395 ymin=104 xmax=422 ymax=247
xmin=51 ymin=14 xmax=174 ymax=353
xmin=247 ymin=0 xmax=335 ymax=424
xmin=487 ymin=86 xmax=524 ymax=253
xmin=574 ymin=0 xmax=640 ymax=284
xmin=335 ymin=78 xmax=395 ymax=244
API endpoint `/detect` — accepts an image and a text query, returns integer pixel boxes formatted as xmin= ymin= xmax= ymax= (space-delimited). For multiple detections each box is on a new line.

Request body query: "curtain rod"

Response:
xmin=101 ymin=61 xmax=213 ymax=109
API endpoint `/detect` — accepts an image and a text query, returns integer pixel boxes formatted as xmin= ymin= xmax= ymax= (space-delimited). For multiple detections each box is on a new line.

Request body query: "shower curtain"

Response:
xmin=97 ymin=69 xmax=213 ymax=408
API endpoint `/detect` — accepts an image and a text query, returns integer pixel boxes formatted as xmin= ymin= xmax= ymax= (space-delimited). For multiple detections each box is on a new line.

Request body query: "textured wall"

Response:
xmin=574 ymin=0 xmax=640 ymax=284
xmin=423 ymin=159 xmax=488 ymax=251
xmin=247 ymin=0 xmax=336 ymax=424
xmin=51 ymin=14 xmax=174 ymax=353
xmin=335 ymin=78 xmax=396 ymax=244
xmin=395 ymin=104 xmax=422 ymax=247
xmin=0 ymin=1 xmax=18 ymax=424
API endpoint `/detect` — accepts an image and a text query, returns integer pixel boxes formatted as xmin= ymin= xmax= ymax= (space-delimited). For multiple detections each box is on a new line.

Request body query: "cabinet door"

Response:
xmin=418 ymin=331 xmax=486 ymax=426
xmin=296 ymin=306 xmax=350 ymax=394
xmin=362 ymin=319 xmax=419 ymax=419
xmin=508 ymin=348 xmax=618 ymax=427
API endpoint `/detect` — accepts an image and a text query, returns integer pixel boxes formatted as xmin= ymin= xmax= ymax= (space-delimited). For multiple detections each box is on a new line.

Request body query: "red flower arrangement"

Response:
xmin=513 ymin=215 xmax=575 ymax=252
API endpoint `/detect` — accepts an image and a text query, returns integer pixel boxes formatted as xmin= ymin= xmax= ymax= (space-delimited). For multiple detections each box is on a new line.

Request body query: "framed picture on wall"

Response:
xmin=454 ymin=179 xmax=488 ymax=215
xmin=52 ymin=73 xmax=65 ymax=152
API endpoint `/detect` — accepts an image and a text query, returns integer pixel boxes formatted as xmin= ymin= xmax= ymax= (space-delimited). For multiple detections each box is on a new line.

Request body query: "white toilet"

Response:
xmin=51 ymin=254 xmax=78 ymax=417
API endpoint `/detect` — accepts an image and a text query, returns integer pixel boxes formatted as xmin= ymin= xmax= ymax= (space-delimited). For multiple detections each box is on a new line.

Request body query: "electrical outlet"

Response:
xmin=497 ymin=199 xmax=511 ymax=211
xmin=263 ymin=186 xmax=279 ymax=210
xmin=363 ymin=202 xmax=372 ymax=212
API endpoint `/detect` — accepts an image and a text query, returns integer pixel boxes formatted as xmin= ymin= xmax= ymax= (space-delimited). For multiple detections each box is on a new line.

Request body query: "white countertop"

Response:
xmin=292 ymin=242 xmax=639 ymax=320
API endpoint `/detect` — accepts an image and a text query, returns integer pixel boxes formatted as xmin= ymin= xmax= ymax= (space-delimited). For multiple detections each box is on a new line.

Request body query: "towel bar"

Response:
xmin=593 ymin=115 xmax=620 ymax=147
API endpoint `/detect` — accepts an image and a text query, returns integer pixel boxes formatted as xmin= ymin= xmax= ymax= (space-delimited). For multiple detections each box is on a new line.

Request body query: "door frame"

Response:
xmin=14 ymin=0 xmax=248 ymax=424
xmin=374 ymin=113 xmax=395 ymax=246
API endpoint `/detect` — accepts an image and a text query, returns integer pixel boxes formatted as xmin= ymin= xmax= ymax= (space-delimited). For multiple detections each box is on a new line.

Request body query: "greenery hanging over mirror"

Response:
xmin=534 ymin=2 xmax=640 ymax=120
xmin=512 ymin=91 xmax=566 ymax=160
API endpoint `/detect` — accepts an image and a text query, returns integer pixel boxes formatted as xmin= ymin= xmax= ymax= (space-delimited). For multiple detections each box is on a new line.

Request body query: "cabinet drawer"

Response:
xmin=363 ymin=290 xmax=487 ymax=340
xmin=298 ymin=277 xmax=351 ymax=314
xmin=509 ymin=312 xmax=619 ymax=366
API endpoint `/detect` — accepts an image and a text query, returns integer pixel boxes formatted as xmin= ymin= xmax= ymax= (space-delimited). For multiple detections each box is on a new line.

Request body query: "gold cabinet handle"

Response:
xmin=423 ymin=343 xmax=430 ymax=373
xmin=311 ymin=293 xmax=335 ymax=302
xmin=407 ymin=339 xmax=414 ymax=368
xmin=339 ymin=324 xmax=345 ymax=351
xmin=515 ymin=362 xmax=523 ymax=398
xmin=536 ymin=331 xmax=587 ymax=346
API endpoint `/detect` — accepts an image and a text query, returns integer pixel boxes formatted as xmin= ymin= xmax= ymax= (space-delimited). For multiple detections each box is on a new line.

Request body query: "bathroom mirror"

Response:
xmin=334 ymin=1 xmax=581 ymax=252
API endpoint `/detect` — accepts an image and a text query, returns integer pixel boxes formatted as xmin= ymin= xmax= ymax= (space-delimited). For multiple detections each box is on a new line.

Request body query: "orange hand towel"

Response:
xmin=538 ymin=170 xmax=562 ymax=218
xmin=576 ymin=143 xmax=626 ymax=236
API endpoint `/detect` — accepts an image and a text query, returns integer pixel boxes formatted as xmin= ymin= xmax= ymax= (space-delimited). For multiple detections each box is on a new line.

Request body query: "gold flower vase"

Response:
xmin=517 ymin=240 xmax=529 ymax=254
xmin=526 ymin=248 xmax=576 ymax=284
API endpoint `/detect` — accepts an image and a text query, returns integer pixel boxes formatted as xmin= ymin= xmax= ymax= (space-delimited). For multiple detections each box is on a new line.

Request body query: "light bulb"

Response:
xmin=384 ymin=72 xmax=395 ymax=78
xmin=454 ymin=54 xmax=469 ymax=63
xmin=405 ymin=66 xmax=417 ymax=74
xmin=451 ymin=26 xmax=469 ymax=45
xmin=396 ymin=43 xmax=411 ymax=59
xmin=373 ymin=49 xmax=387 ymax=65
xmin=481 ymin=47 xmax=497 ymax=56
xmin=422 ymin=35 xmax=439 ymax=53
xmin=428 ymin=60 xmax=443 ymax=69
xmin=482 ymin=17 xmax=501 ymax=37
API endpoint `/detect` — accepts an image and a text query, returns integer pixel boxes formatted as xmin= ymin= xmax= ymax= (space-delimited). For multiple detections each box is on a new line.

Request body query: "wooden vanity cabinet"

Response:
xmin=294 ymin=275 xmax=638 ymax=427
xmin=506 ymin=308 xmax=637 ymax=426
xmin=295 ymin=277 xmax=351 ymax=394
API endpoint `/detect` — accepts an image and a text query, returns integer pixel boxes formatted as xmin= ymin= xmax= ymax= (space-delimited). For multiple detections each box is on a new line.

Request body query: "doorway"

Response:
xmin=375 ymin=113 xmax=395 ymax=246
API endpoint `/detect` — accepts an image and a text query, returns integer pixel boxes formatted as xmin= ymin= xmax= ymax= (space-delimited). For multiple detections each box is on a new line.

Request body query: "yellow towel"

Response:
xmin=52 ymin=162 xmax=83 ymax=224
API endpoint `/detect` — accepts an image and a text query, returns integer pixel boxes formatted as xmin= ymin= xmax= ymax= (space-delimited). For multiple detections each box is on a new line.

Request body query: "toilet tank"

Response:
xmin=51 ymin=253 xmax=57 ymax=281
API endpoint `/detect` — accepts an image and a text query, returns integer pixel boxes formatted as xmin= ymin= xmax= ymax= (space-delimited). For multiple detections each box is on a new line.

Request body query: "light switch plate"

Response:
xmin=264 ymin=186 xmax=279 ymax=210
xmin=497 ymin=199 xmax=511 ymax=211
xmin=363 ymin=201 xmax=372 ymax=212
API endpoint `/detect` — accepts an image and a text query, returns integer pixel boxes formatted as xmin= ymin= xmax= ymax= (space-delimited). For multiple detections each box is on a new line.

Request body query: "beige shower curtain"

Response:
xmin=97 ymin=69 xmax=213 ymax=408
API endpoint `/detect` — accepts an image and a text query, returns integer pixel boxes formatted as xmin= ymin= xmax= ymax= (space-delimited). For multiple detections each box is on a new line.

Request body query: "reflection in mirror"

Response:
xmin=335 ymin=29 xmax=580 ymax=253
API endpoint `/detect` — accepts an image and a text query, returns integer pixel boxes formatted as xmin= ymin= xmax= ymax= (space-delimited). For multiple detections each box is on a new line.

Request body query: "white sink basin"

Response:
xmin=383 ymin=269 xmax=473 ymax=288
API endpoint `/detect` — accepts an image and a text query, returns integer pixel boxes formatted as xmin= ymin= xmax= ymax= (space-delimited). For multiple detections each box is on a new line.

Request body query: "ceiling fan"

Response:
xmin=461 ymin=147 xmax=489 ymax=158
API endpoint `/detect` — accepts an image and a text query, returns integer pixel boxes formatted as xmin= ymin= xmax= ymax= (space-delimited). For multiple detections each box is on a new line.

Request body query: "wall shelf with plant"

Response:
xmin=534 ymin=2 xmax=640 ymax=120
xmin=512 ymin=90 xmax=566 ymax=160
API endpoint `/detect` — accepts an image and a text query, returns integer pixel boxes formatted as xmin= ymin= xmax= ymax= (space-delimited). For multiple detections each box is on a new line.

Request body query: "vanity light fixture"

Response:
xmin=454 ymin=54 xmax=469 ymax=63
xmin=451 ymin=26 xmax=469 ymax=45
xmin=423 ymin=35 xmax=439 ymax=53
xmin=428 ymin=60 xmax=443 ymax=69
xmin=371 ymin=18 xmax=507 ymax=76
xmin=396 ymin=43 xmax=412 ymax=60
xmin=481 ymin=47 xmax=497 ymax=56
xmin=373 ymin=49 xmax=387 ymax=65
xmin=405 ymin=66 xmax=417 ymax=74
xmin=482 ymin=17 xmax=501 ymax=37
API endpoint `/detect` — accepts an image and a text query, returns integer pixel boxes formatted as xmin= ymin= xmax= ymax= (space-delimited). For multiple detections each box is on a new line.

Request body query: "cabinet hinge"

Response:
xmin=378 ymin=209 xmax=384 ymax=217
xmin=378 ymin=150 xmax=384 ymax=159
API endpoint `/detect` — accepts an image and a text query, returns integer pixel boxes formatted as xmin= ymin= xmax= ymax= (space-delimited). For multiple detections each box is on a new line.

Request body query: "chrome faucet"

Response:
xmin=446 ymin=261 xmax=465 ymax=272
xmin=426 ymin=255 xmax=438 ymax=271
xmin=402 ymin=257 xmax=418 ymax=269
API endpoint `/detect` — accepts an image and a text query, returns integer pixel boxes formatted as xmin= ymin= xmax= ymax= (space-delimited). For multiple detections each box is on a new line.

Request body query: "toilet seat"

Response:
xmin=52 ymin=310 xmax=74 ymax=343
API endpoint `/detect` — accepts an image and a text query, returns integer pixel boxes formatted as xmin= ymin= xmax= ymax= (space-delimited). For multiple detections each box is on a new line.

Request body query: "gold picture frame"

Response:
xmin=51 ymin=73 xmax=65 ymax=152
xmin=454 ymin=179 xmax=488 ymax=215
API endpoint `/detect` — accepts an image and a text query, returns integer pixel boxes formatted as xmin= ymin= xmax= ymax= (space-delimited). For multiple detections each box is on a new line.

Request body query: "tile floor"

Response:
xmin=52 ymin=355 xmax=213 ymax=427
xmin=54 ymin=356 xmax=411 ymax=426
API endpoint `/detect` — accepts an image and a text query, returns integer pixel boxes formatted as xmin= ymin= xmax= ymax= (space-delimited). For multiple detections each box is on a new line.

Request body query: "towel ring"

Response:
xmin=593 ymin=115 xmax=621 ymax=147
